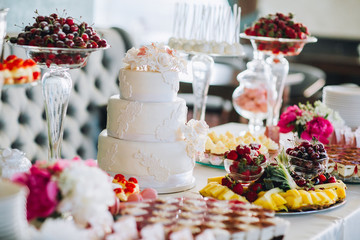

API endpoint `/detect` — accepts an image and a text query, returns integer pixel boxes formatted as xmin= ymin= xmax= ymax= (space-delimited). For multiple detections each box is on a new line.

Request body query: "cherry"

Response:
xmin=319 ymin=174 xmax=327 ymax=183
xmin=66 ymin=17 xmax=74 ymax=26
xmin=327 ymin=176 xmax=336 ymax=183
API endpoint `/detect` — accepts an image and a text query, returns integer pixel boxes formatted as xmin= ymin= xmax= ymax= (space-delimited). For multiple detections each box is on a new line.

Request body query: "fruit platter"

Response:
xmin=200 ymin=141 xmax=347 ymax=214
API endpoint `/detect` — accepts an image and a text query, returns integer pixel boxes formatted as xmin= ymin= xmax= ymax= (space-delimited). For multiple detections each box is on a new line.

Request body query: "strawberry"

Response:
xmin=128 ymin=177 xmax=138 ymax=183
xmin=250 ymin=183 xmax=262 ymax=193
xmin=229 ymin=162 xmax=239 ymax=173
xmin=245 ymin=191 xmax=258 ymax=202
xmin=221 ymin=176 xmax=233 ymax=188
xmin=226 ymin=150 xmax=239 ymax=161
xmin=232 ymin=183 xmax=244 ymax=195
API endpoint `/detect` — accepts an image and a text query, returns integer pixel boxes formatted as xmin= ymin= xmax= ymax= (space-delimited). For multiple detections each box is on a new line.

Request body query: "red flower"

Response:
xmin=300 ymin=117 xmax=334 ymax=144
xmin=277 ymin=105 xmax=303 ymax=133
xmin=12 ymin=165 xmax=59 ymax=221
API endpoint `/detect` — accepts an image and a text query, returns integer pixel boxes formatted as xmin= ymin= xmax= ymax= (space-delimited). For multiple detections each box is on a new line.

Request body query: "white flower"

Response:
xmin=182 ymin=120 xmax=209 ymax=159
xmin=30 ymin=218 xmax=92 ymax=240
xmin=57 ymin=162 xmax=115 ymax=236
xmin=123 ymin=43 xmax=187 ymax=73
xmin=0 ymin=148 xmax=31 ymax=179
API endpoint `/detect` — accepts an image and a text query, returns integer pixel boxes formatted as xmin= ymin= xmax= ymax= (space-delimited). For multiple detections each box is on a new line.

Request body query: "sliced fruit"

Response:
xmin=199 ymin=182 xmax=248 ymax=203
xmin=207 ymin=176 xmax=224 ymax=184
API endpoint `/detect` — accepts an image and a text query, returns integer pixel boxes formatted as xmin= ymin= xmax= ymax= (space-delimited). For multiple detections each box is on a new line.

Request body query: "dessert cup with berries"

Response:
xmin=8 ymin=12 xmax=109 ymax=162
xmin=224 ymin=143 xmax=267 ymax=186
xmin=241 ymin=13 xmax=317 ymax=127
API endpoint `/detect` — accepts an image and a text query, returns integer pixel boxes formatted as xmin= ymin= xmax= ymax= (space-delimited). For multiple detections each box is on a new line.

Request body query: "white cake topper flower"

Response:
xmin=123 ymin=43 xmax=187 ymax=73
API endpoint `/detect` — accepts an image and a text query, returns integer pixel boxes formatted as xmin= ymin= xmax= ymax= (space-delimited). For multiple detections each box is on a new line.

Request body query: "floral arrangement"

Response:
xmin=277 ymin=101 xmax=344 ymax=144
xmin=123 ymin=42 xmax=187 ymax=73
xmin=11 ymin=157 xmax=115 ymax=238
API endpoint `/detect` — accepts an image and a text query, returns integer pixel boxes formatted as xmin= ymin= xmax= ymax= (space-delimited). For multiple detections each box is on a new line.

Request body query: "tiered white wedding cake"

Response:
xmin=97 ymin=43 xmax=208 ymax=193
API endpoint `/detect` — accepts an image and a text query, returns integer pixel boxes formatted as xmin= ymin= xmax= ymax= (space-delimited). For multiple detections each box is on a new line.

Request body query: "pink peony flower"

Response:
xmin=300 ymin=117 xmax=334 ymax=144
xmin=277 ymin=105 xmax=303 ymax=133
xmin=49 ymin=159 xmax=71 ymax=173
xmin=12 ymin=165 xmax=59 ymax=221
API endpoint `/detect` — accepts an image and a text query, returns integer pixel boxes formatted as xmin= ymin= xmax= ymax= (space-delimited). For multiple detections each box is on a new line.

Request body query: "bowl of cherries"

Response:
xmin=224 ymin=143 xmax=267 ymax=185
xmin=8 ymin=12 xmax=109 ymax=68
xmin=286 ymin=141 xmax=328 ymax=179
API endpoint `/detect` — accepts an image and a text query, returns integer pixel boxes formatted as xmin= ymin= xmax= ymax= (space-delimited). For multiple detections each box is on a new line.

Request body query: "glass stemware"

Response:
xmin=10 ymin=44 xmax=108 ymax=162
xmin=191 ymin=54 xmax=214 ymax=121
xmin=239 ymin=33 xmax=317 ymax=127
xmin=0 ymin=8 xmax=9 ymax=102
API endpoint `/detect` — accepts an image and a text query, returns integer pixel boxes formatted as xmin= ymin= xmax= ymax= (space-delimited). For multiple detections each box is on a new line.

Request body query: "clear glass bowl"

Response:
xmin=9 ymin=43 xmax=109 ymax=69
xmin=224 ymin=158 xmax=265 ymax=184
xmin=240 ymin=33 xmax=317 ymax=56
xmin=287 ymin=154 xmax=328 ymax=179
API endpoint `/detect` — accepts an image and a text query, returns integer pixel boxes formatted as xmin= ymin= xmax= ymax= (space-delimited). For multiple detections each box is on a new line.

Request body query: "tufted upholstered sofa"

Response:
xmin=0 ymin=27 xmax=134 ymax=163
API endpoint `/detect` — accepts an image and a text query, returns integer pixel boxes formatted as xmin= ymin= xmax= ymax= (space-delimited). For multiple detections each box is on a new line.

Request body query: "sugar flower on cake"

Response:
xmin=277 ymin=101 xmax=344 ymax=144
xmin=182 ymin=119 xmax=209 ymax=160
xmin=0 ymin=148 xmax=31 ymax=179
xmin=11 ymin=157 xmax=115 ymax=238
xmin=123 ymin=43 xmax=187 ymax=73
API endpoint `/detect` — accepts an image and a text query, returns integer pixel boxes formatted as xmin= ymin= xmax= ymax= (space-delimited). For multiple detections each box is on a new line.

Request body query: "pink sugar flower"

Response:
xmin=277 ymin=105 xmax=303 ymax=133
xmin=300 ymin=117 xmax=334 ymax=144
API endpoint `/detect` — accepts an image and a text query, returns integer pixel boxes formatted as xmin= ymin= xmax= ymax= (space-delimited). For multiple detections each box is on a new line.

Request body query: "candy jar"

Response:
xmin=232 ymin=50 xmax=271 ymax=134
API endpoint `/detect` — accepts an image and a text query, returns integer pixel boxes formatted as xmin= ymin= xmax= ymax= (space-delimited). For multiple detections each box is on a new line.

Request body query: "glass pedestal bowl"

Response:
xmin=224 ymin=158 xmax=265 ymax=185
xmin=287 ymin=154 xmax=328 ymax=179
xmin=239 ymin=33 xmax=317 ymax=127
xmin=10 ymin=44 xmax=109 ymax=162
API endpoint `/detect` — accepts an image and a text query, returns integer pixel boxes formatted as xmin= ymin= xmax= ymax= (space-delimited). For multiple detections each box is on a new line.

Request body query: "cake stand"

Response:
xmin=239 ymin=33 xmax=317 ymax=127
xmin=10 ymin=44 xmax=108 ymax=162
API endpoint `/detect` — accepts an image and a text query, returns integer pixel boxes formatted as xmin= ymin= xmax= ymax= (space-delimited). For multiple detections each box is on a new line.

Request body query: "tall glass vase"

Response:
xmin=42 ymin=67 xmax=72 ymax=161
xmin=191 ymin=54 xmax=214 ymax=121
xmin=10 ymin=44 xmax=108 ymax=162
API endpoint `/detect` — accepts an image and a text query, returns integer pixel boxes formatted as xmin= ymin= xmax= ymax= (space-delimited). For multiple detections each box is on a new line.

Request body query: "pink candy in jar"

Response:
xmin=234 ymin=87 xmax=267 ymax=113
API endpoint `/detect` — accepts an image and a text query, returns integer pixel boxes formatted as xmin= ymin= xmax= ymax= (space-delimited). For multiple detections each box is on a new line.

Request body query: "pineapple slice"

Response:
xmin=285 ymin=196 xmax=302 ymax=210
xmin=271 ymin=193 xmax=287 ymax=206
xmin=218 ymin=188 xmax=236 ymax=200
xmin=205 ymin=138 xmax=216 ymax=152
xmin=199 ymin=182 xmax=248 ymax=203
xmin=253 ymin=188 xmax=283 ymax=211
xmin=309 ymin=191 xmax=322 ymax=206
xmin=324 ymin=189 xmax=338 ymax=202
xmin=207 ymin=176 xmax=224 ymax=184
xmin=298 ymin=190 xmax=313 ymax=207
xmin=211 ymin=141 xmax=228 ymax=155
xmin=315 ymin=191 xmax=334 ymax=206
xmin=336 ymin=187 xmax=346 ymax=200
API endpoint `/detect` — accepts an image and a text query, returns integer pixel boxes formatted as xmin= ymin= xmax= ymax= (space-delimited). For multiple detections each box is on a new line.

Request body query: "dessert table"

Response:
xmin=163 ymin=122 xmax=360 ymax=240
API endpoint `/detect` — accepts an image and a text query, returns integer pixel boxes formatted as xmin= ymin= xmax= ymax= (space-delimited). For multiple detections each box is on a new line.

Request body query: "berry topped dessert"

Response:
xmin=8 ymin=11 xmax=109 ymax=67
xmin=0 ymin=55 xmax=40 ymax=84
xmin=243 ymin=12 xmax=314 ymax=55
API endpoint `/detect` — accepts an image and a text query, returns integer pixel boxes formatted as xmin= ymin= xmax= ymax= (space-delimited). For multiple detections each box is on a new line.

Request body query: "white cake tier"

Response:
xmin=97 ymin=130 xmax=195 ymax=193
xmin=119 ymin=68 xmax=180 ymax=102
xmin=107 ymin=95 xmax=187 ymax=142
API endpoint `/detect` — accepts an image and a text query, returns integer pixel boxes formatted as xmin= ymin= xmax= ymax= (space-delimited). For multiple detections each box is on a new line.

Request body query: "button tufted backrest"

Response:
xmin=0 ymin=27 xmax=133 ymax=163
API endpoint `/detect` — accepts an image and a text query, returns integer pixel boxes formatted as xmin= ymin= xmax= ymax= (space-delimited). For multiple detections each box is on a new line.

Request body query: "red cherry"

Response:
xmin=66 ymin=17 xmax=74 ymax=26
xmin=327 ymin=176 xmax=336 ymax=183
xmin=81 ymin=33 xmax=89 ymax=41
xmin=232 ymin=183 xmax=244 ymax=195
xmin=319 ymin=174 xmax=327 ymax=183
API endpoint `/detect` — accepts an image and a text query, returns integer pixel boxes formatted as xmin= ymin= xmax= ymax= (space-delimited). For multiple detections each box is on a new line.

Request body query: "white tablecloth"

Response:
xmin=164 ymin=122 xmax=360 ymax=240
